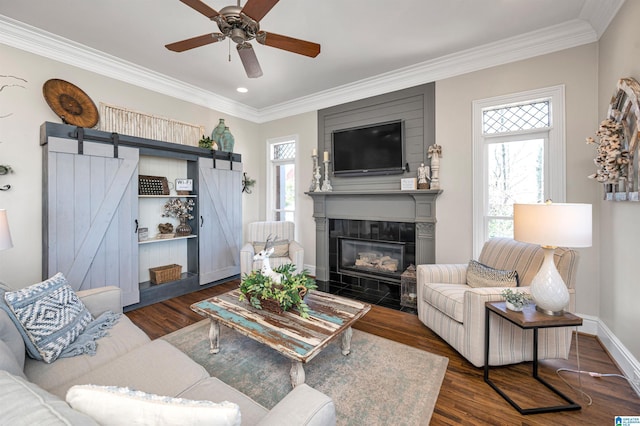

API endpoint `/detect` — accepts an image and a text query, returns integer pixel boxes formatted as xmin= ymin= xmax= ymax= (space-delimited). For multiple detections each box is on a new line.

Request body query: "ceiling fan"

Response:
xmin=166 ymin=0 xmax=321 ymax=78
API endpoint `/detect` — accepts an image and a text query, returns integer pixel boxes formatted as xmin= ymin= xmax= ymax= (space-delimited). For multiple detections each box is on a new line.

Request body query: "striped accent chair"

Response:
xmin=240 ymin=221 xmax=305 ymax=277
xmin=416 ymin=237 xmax=579 ymax=367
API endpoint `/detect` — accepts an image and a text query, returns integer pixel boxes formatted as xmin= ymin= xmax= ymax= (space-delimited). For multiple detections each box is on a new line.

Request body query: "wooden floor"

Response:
xmin=126 ymin=280 xmax=640 ymax=425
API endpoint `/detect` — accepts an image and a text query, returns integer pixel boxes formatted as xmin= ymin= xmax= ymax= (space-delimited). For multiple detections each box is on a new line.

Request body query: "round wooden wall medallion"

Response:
xmin=42 ymin=79 xmax=99 ymax=128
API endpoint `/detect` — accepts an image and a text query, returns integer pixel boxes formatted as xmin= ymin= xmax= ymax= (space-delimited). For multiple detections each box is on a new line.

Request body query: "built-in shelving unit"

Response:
xmin=41 ymin=121 xmax=242 ymax=311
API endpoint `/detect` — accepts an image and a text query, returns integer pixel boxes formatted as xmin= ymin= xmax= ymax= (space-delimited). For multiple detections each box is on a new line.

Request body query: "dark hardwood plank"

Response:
xmin=126 ymin=280 xmax=640 ymax=425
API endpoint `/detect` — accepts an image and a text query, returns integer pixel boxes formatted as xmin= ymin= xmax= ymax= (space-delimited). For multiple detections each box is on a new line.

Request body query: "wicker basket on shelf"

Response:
xmin=149 ymin=264 xmax=182 ymax=284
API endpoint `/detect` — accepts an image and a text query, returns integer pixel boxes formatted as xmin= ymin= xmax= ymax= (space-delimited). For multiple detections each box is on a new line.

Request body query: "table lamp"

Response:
xmin=0 ymin=209 xmax=13 ymax=251
xmin=513 ymin=202 xmax=591 ymax=315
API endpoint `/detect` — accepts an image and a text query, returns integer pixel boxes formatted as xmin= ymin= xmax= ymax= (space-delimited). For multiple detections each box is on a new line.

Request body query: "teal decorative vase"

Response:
xmin=220 ymin=126 xmax=235 ymax=152
xmin=211 ymin=118 xmax=226 ymax=149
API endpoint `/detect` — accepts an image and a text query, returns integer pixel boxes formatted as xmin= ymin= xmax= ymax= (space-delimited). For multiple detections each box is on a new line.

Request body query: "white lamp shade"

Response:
xmin=513 ymin=203 xmax=592 ymax=248
xmin=0 ymin=209 xmax=13 ymax=251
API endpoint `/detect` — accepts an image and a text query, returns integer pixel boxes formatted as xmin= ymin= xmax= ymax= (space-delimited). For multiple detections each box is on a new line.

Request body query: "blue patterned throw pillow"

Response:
xmin=1 ymin=273 xmax=93 ymax=363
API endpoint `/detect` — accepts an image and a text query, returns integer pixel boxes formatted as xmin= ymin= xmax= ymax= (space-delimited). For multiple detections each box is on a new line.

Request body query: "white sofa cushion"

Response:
xmin=47 ymin=339 xmax=210 ymax=399
xmin=25 ymin=314 xmax=151 ymax=392
xmin=0 ymin=339 xmax=26 ymax=378
xmin=0 ymin=309 xmax=25 ymax=373
xmin=0 ymin=370 xmax=98 ymax=426
xmin=178 ymin=377 xmax=268 ymax=425
xmin=66 ymin=385 xmax=241 ymax=426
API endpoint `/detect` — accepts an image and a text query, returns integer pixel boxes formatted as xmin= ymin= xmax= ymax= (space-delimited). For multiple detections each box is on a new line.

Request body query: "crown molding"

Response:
xmin=0 ymin=15 xmax=262 ymax=122
xmin=580 ymin=0 xmax=626 ymax=38
xmin=0 ymin=10 xmax=609 ymax=124
xmin=257 ymin=19 xmax=598 ymax=122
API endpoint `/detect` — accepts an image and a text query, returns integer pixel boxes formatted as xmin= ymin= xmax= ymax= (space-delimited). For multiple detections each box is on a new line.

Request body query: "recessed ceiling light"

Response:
xmin=237 ymin=87 xmax=248 ymax=93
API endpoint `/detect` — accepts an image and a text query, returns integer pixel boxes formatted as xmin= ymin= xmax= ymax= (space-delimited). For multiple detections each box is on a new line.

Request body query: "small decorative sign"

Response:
xmin=401 ymin=178 xmax=417 ymax=191
xmin=138 ymin=227 xmax=148 ymax=242
xmin=175 ymin=178 xmax=193 ymax=191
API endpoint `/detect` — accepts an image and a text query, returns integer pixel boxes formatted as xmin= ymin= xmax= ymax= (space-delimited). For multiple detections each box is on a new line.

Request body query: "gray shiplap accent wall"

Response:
xmin=318 ymin=83 xmax=435 ymax=191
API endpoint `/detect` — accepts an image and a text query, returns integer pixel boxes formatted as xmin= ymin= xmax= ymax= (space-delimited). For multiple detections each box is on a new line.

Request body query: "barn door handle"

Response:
xmin=200 ymin=215 xmax=204 ymax=228
xmin=134 ymin=219 xmax=139 ymax=233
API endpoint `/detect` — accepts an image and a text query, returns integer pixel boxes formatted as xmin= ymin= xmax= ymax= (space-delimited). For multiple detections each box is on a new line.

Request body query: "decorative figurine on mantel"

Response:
xmin=428 ymin=144 xmax=442 ymax=190
xmin=417 ymin=163 xmax=430 ymax=189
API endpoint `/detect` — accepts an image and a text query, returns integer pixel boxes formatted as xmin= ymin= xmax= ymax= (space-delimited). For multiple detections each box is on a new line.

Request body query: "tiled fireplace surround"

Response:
xmin=308 ymin=190 xmax=441 ymax=310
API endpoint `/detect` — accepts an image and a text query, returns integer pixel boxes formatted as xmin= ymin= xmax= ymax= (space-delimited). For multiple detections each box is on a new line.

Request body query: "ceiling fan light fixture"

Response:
xmin=230 ymin=28 xmax=247 ymax=43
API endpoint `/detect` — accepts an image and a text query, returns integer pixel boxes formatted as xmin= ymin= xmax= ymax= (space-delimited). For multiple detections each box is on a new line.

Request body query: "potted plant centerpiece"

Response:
xmin=501 ymin=288 xmax=532 ymax=312
xmin=239 ymin=263 xmax=317 ymax=318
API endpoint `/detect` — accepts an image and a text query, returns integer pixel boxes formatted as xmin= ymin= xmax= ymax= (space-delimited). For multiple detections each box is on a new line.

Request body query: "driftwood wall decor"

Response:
xmin=587 ymin=77 xmax=640 ymax=201
xmin=99 ymin=103 xmax=204 ymax=147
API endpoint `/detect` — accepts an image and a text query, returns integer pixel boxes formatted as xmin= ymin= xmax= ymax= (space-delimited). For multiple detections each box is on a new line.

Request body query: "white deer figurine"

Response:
xmin=253 ymin=235 xmax=283 ymax=284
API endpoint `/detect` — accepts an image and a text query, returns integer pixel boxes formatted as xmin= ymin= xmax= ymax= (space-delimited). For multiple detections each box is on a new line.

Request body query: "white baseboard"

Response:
xmin=577 ymin=313 xmax=599 ymax=335
xmin=304 ymin=264 xmax=316 ymax=277
xmin=576 ymin=313 xmax=639 ymax=396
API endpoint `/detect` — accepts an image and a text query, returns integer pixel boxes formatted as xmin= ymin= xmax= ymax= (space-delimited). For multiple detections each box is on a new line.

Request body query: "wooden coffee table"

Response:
xmin=191 ymin=288 xmax=371 ymax=388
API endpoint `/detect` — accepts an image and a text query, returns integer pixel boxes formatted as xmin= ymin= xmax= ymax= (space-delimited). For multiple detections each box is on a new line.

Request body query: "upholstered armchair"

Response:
xmin=416 ymin=237 xmax=579 ymax=367
xmin=240 ymin=221 xmax=305 ymax=277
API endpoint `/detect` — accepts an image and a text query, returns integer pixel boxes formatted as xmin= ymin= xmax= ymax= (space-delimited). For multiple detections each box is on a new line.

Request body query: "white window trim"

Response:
xmin=266 ymin=134 xmax=299 ymax=225
xmin=471 ymin=85 xmax=566 ymax=258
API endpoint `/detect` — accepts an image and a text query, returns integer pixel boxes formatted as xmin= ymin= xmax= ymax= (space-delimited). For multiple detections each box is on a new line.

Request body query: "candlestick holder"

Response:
xmin=310 ymin=154 xmax=321 ymax=192
xmin=321 ymin=159 xmax=333 ymax=192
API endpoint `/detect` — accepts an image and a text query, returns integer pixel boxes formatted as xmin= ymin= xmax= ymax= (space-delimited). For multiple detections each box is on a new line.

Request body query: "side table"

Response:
xmin=484 ymin=301 xmax=583 ymax=415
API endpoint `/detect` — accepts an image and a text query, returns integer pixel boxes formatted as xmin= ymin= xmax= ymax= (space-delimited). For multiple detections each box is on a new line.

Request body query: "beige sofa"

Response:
xmin=0 ymin=286 xmax=335 ymax=425
xmin=417 ymin=237 xmax=579 ymax=367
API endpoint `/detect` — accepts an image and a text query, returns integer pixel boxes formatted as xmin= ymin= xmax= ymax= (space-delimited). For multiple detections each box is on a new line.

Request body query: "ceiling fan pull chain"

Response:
xmin=228 ymin=38 xmax=231 ymax=62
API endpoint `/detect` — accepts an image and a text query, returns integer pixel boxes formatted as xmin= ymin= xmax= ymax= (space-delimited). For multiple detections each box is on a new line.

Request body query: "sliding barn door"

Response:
xmin=43 ymin=137 xmax=139 ymax=306
xmin=198 ymin=157 xmax=242 ymax=285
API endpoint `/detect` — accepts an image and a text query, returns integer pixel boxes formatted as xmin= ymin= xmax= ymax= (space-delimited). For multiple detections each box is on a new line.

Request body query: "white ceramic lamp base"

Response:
xmin=530 ymin=247 xmax=570 ymax=315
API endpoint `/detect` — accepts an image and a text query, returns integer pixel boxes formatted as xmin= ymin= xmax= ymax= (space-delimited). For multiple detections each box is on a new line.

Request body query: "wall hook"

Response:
xmin=0 ymin=164 xmax=12 ymax=191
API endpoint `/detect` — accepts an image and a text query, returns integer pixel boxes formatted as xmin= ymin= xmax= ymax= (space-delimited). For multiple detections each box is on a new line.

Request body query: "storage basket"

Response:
xmin=149 ymin=264 xmax=182 ymax=284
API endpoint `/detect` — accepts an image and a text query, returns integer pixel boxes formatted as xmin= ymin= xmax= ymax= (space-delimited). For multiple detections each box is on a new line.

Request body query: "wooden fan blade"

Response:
xmin=237 ymin=43 xmax=263 ymax=78
xmin=165 ymin=33 xmax=225 ymax=52
xmin=241 ymin=0 xmax=279 ymax=22
xmin=257 ymin=32 xmax=320 ymax=58
xmin=180 ymin=0 xmax=219 ymax=18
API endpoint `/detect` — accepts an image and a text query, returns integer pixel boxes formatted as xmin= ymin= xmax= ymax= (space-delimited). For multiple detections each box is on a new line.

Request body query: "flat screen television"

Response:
xmin=332 ymin=120 xmax=405 ymax=176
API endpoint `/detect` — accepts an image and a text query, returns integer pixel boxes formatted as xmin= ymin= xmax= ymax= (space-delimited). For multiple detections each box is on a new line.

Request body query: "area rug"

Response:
xmin=163 ymin=320 xmax=448 ymax=425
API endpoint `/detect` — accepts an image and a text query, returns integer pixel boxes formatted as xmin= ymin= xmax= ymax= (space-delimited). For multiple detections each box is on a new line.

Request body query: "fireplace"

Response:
xmin=308 ymin=189 xmax=441 ymax=311
xmin=326 ymin=219 xmax=416 ymax=309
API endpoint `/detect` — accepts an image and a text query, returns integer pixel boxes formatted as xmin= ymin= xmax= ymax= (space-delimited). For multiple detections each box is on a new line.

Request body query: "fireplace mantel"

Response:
xmin=307 ymin=190 xmax=442 ymax=282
